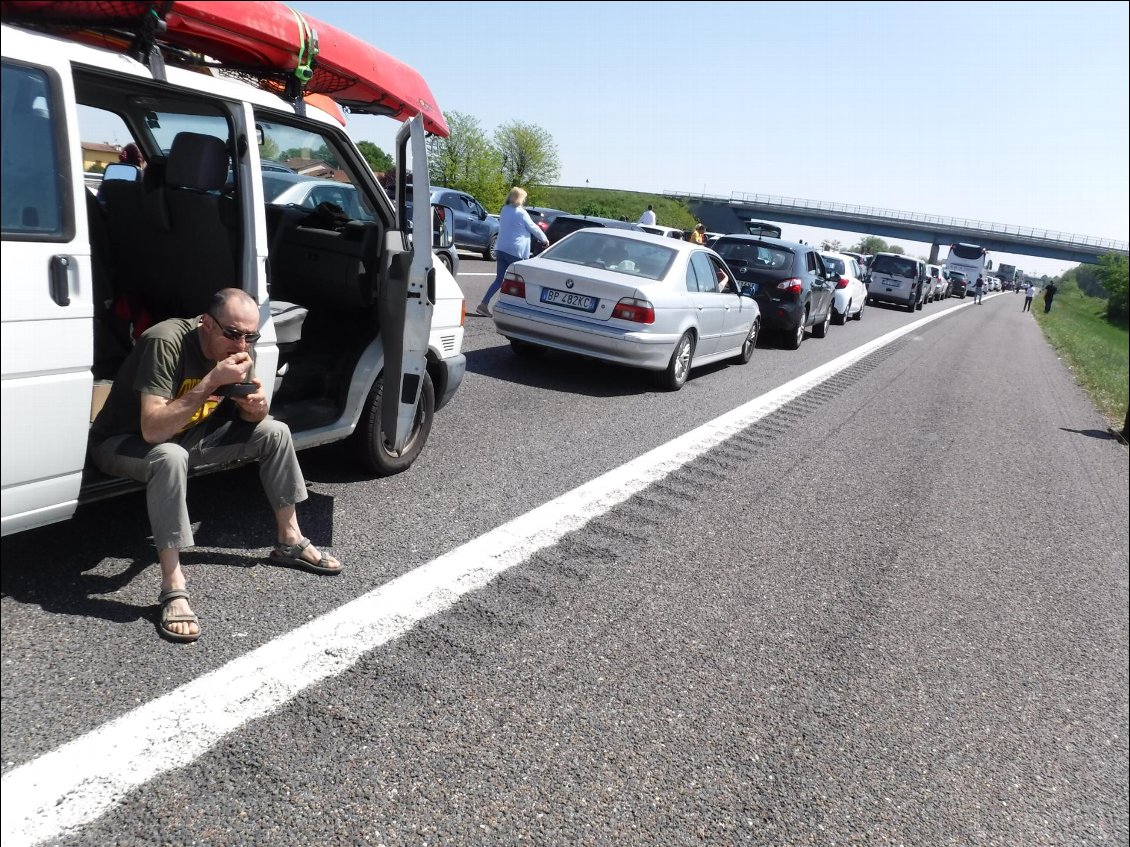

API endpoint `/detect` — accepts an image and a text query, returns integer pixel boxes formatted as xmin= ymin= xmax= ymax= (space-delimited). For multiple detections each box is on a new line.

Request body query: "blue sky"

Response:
xmin=298 ymin=2 xmax=1128 ymax=276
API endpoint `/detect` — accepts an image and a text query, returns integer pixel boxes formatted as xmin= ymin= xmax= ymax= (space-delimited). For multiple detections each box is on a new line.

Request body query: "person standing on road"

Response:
xmin=973 ymin=274 xmax=986 ymax=304
xmin=1043 ymin=281 xmax=1059 ymax=313
xmin=88 ymin=288 xmax=343 ymax=643
xmin=476 ymin=187 xmax=549 ymax=317
xmin=638 ymin=205 xmax=657 ymax=226
xmin=1023 ymin=282 xmax=1036 ymax=312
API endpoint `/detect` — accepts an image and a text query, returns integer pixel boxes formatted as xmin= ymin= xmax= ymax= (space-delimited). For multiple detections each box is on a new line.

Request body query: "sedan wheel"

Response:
xmin=787 ymin=314 xmax=806 ymax=350
xmin=855 ymin=299 xmax=865 ymax=321
xmin=736 ymin=318 xmax=760 ymax=364
xmin=658 ymin=331 xmax=695 ymax=391
xmin=812 ymin=308 xmax=831 ymax=338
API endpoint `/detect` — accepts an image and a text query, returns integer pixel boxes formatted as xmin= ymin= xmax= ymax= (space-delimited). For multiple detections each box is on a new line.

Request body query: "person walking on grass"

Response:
xmin=476 ymin=187 xmax=549 ymax=317
xmin=1043 ymin=281 xmax=1058 ymax=313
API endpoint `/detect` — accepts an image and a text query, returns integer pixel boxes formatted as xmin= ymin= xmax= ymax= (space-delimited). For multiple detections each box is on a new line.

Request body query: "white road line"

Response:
xmin=0 ymin=300 xmax=972 ymax=847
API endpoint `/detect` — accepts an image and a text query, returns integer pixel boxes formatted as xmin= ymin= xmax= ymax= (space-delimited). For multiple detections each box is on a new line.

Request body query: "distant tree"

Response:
xmin=821 ymin=239 xmax=843 ymax=251
xmin=494 ymin=121 xmax=561 ymax=189
xmin=356 ymin=140 xmax=393 ymax=174
xmin=888 ymin=245 xmax=905 ymax=255
xmin=425 ymin=110 xmax=506 ymax=209
xmin=259 ymin=136 xmax=280 ymax=162
xmin=851 ymin=235 xmax=888 ymax=255
xmin=1096 ymin=253 xmax=1129 ymax=320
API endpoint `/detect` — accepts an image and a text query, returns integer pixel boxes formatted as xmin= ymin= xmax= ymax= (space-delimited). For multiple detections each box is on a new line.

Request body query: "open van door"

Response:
xmin=381 ymin=115 xmax=434 ymax=453
xmin=1 ymin=49 xmax=94 ymax=535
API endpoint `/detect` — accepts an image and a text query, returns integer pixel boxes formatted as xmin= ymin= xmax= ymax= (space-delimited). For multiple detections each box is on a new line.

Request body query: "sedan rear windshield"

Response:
xmin=871 ymin=255 xmax=917 ymax=278
xmin=713 ymin=240 xmax=793 ymax=271
xmin=540 ymin=231 xmax=675 ymax=280
xmin=822 ymin=255 xmax=846 ymax=275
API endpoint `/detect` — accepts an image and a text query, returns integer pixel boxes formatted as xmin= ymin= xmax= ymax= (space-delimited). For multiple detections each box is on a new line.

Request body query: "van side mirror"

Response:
xmin=102 ymin=163 xmax=141 ymax=183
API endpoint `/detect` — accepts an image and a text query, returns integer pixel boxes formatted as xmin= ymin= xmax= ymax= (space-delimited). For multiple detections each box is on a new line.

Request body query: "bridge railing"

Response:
xmin=664 ymin=190 xmax=1129 ymax=252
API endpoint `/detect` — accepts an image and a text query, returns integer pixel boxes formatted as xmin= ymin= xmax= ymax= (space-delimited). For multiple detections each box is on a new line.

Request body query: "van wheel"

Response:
xmin=484 ymin=234 xmax=498 ymax=262
xmin=351 ymin=371 xmax=435 ymax=476
xmin=657 ymin=331 xmax=694 ymax=390
xmin=436 ymin=251 xmax=453 ymax=274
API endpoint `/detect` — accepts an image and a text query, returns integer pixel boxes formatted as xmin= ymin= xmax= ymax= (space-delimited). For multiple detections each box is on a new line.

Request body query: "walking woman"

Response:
xmin=476 ymin=187 xmax=549 ymax=317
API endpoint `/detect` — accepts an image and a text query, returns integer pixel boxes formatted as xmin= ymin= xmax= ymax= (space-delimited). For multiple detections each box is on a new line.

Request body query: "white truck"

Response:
xmin=1 ymin=11 xmax=466 ymax=536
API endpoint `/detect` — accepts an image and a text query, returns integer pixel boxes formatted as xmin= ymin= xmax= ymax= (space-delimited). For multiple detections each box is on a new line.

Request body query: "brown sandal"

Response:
xmin=269 ymin=537 xmax=342 ymax=575
xmin=157 ymin=589 xmax=201 ymax=643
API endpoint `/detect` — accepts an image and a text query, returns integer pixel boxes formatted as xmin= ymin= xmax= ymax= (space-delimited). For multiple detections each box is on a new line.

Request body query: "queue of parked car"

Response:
xmin=474 ymin=222 xmax=984 ymax=391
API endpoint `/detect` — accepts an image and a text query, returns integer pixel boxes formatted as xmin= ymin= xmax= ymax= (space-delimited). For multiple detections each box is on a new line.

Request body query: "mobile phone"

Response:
xmin=221 ymin=382 xmax=256 ymax=398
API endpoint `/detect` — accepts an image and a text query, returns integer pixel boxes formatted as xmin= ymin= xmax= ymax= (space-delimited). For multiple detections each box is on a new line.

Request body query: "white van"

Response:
xmin=1 ymin=19 xmax=465 ymax=536
xmin=867 ymin=253 xmax=928 ymax=312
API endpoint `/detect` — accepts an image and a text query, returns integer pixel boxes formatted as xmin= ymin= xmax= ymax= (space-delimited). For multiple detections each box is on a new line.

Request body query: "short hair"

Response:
xmin=506 ymin=187 xmax=528 ymax=206
xmin=209 ymin=288 xmax=256 ymax=316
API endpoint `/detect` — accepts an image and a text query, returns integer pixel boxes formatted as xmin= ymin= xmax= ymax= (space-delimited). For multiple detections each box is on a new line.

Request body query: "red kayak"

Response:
xmin=0 ymin=0 xmax=449 ymax=136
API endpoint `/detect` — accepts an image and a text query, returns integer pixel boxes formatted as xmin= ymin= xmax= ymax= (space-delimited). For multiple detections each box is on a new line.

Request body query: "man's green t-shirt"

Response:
xmin=90 ymin=317 xmax=221 ymax=443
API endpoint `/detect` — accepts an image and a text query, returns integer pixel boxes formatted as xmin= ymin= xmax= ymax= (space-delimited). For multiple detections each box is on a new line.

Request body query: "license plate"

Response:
xmin=541 ymin=288 xmax=597 ymax=312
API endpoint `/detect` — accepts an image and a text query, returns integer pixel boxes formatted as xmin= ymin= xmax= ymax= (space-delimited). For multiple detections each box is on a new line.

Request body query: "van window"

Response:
xmin=871 ymin=254 xmax=918 ymax=278
xmin=1 ymin=63 xmax=64 ymax=236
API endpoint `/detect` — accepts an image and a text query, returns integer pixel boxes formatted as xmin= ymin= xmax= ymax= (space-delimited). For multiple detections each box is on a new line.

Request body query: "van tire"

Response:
xmin=352 ymin=371 xmax=435 ymax=476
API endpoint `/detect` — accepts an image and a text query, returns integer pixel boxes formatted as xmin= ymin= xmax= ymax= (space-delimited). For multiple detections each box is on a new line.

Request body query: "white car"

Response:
xmin=927 ymin=264 xmax=950 ymax=300
xmin=492 ymin=229 xmax=761 ymax=390
xmin=821 ymin=251 xmax=868 ymax=323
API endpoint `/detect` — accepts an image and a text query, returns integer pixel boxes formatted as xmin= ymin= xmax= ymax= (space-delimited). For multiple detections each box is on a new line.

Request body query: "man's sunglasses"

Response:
xmin=208 ymin=312 xmax=260 ymax=344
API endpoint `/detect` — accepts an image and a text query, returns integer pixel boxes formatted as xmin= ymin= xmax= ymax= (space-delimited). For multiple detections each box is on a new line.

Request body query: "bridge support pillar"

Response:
xmin=929 ymin=242 xmax=941 ymax=264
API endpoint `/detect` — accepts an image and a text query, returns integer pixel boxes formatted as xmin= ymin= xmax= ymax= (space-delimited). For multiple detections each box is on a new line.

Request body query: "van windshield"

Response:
xmin=871 ymin=255 xmax=917 ymax=278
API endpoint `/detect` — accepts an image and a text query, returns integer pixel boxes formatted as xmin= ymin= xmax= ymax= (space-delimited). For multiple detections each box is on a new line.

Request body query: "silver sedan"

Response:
xmin=492 ymin=229 xmax=761 ymax=390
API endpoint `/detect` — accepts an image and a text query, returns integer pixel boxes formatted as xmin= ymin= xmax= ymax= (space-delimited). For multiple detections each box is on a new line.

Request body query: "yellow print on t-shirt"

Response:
xmin=176 ymin=378 xmax=220 ymax=432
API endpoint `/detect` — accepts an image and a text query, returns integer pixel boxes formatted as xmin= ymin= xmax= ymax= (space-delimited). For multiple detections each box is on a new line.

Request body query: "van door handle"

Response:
xmin=49 ymin=255 xmax=72 ymax=306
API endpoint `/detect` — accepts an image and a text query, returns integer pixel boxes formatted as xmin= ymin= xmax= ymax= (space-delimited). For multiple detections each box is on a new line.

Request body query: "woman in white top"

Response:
xmin=476 ymin=186 xmax=549 ymax=317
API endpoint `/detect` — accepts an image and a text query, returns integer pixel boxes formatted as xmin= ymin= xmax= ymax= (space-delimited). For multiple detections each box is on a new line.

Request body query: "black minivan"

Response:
xmin=711 ymin=235 xmax=837 ymax=349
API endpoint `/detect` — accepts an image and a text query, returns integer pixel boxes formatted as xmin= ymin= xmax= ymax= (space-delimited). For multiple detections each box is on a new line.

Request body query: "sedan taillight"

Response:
xmin=502 ymin=273 xmax=525 ymax=298
xmin=611 ymin=297 xmax=655 ymax=324
xmin=776 ymin=278 xmax=803 ymax=294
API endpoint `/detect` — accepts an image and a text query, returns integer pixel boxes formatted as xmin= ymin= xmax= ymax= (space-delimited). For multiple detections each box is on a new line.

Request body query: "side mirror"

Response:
xmin=102 ymin=162 xmax=141 ymax=183
xmin=432 ymin=203 xmax=454 ymax=248
xmin=740 ymin=283 xmax=758 ymax=298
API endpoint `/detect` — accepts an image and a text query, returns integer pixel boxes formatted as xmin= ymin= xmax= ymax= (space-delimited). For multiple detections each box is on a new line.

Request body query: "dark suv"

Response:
xmin=406 ymin=186 xmax=499 ymax=260
xmin=545 ymin=214 xmax=642 ymax=245
xmin=711 ymin=235 xmax=837 ymax=349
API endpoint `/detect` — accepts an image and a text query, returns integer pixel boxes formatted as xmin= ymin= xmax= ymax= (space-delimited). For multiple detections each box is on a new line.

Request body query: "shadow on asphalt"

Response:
xmin=0 ymin=467 xmax=338 ymax=622
xmin=463 ymin=333 xmax=773 ymax=397
xmin=1059 ymin=427 xmax=1119 ymax=441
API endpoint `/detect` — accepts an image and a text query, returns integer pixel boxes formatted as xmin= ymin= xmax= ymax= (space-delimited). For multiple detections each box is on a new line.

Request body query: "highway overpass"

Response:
xmin=666 ymin=190 xmax=1129 ymax=265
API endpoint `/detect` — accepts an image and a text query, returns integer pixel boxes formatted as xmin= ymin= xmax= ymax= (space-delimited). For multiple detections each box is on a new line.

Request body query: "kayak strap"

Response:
xmin=129 ymin=2 xmax=173 ymax=82
xmin=284 ymin=7 xmax=320 ymax=116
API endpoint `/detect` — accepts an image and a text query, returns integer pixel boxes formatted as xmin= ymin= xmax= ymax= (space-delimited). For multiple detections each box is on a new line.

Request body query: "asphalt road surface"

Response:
xmin=2 ymin=271 xmax=1127 ymax=847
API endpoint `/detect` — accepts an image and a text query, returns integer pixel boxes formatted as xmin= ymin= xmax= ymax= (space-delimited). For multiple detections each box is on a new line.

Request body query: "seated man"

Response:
xmin=89 ymin=288 xmax=341 ymax=644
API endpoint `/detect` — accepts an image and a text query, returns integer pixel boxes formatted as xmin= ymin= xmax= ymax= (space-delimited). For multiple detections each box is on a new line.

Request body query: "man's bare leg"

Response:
xmin=275 ymin=505 xmax=342 ymax=572
xmin=158 ymin=548 xmax=199 ymax=638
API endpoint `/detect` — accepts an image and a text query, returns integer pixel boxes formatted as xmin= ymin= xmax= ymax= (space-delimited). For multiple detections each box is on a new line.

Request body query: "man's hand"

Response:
xmin=210 ymin=352 xmax=253 ymax=390
xmin=232 ymin=377 xmax=268 ymax=422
